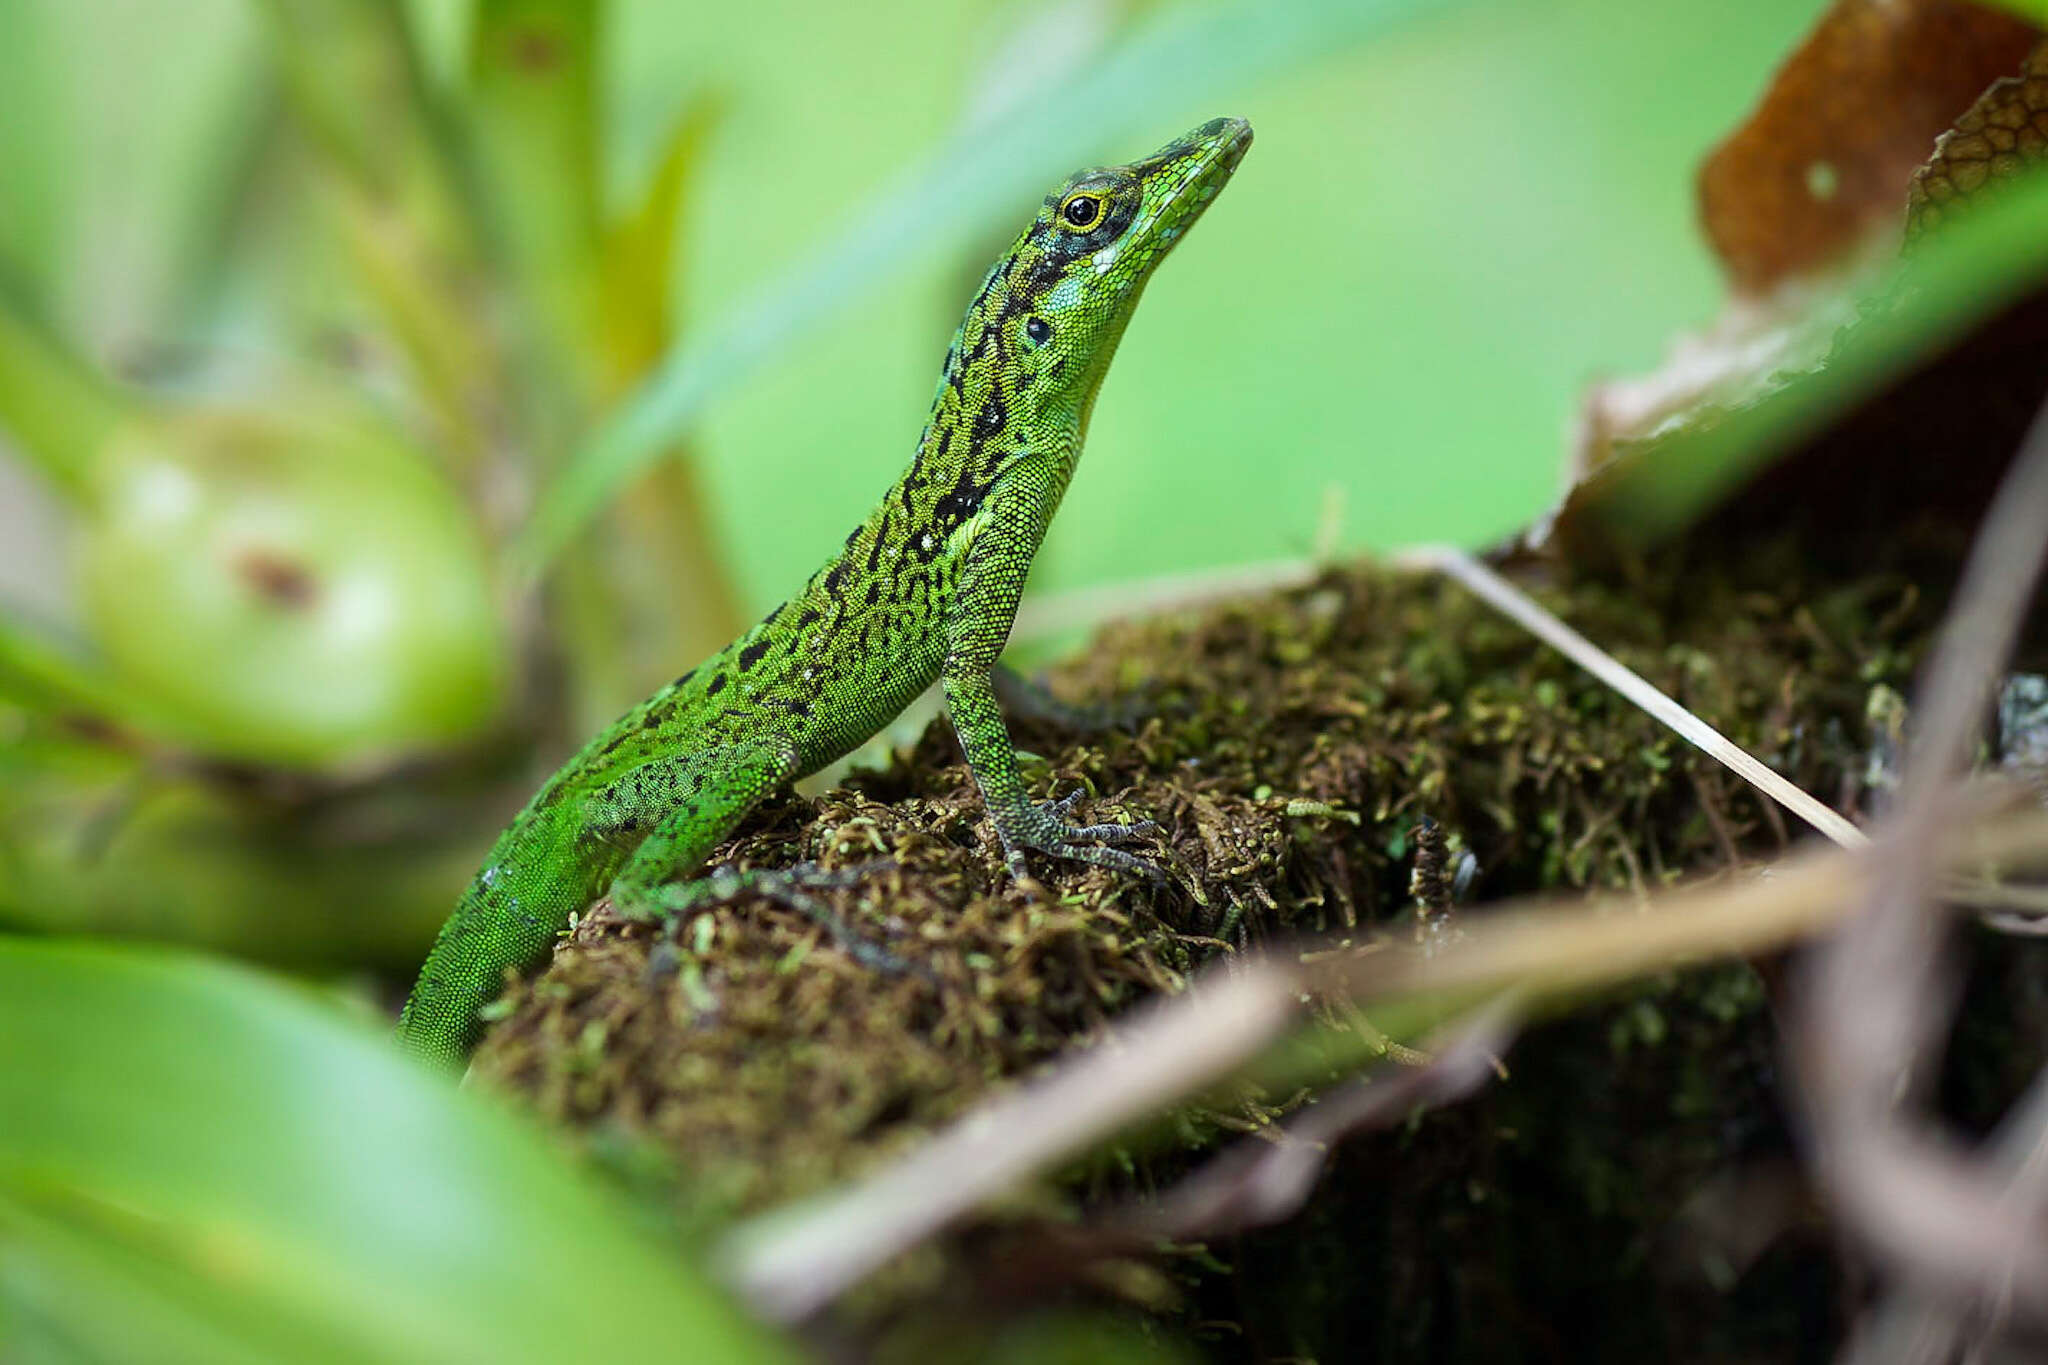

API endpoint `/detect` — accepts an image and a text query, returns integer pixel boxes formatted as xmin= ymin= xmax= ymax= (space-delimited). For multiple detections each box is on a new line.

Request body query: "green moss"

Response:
xmin=472 ymin=539 xmax=1918 ymax=1163
xmin=465 ymin=534 xmax=1954 ymax=1353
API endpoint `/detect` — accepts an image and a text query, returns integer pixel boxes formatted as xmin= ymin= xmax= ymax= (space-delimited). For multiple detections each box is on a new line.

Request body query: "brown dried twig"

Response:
xmin=715 ymin=797 xmax=2048 ymax=1326
xmin=1790 ymin=395 xmax=2048 ymax=1354
xmin=1109 ymin=1001 xmax=1518 ymax=1243
xmin=718 ymin=957 xmax=1306 ymax=1323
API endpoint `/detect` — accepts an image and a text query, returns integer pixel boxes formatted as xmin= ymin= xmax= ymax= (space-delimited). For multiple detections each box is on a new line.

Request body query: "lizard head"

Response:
xmin=998 ymin=116 xmax=1252 ymax=419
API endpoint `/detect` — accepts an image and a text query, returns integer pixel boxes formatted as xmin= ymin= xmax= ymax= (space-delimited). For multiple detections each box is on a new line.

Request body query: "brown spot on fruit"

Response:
xmin=233 ymin=548 xmax=319 ymax=609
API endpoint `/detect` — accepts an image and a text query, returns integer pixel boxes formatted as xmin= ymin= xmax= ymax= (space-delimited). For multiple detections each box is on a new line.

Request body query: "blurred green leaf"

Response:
xmin=16 ymin=1 xmax=266 ymax=342
xmin=0 ymin=269 xmax=135 ymax=499
xmin=520 ymin=0 xmax=1461 ymax=568
xmin=0 ymin=603 xmax=165 ymax=726
xmin=1567 ymin=167 xmax=2048 ymax=546
xmin=600 ymin=92 xmax=724 ymax=391
xmin=0 ymin=2 xmax=61 ymax=291
xmin=0 ymin=938 xmax=791 ymax=1365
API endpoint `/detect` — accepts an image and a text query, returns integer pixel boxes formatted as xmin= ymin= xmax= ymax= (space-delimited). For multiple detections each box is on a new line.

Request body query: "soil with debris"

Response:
xmin=459 ymin=520 xmax=2048 ymax=1360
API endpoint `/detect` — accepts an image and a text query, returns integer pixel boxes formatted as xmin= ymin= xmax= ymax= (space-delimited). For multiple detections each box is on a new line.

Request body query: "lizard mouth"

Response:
xmin=1125 ymin=117 xmax=1254 ymax=252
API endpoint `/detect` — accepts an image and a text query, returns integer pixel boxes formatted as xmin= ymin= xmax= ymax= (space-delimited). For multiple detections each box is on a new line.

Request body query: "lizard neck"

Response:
xmin=905 ymin=247 xmax=1150 ymax=525
xmin=661 ymin=225 xmax=1157 ymax=773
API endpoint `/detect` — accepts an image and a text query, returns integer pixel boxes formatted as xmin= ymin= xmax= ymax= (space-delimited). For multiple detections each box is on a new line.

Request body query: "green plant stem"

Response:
xmin=467 ymin=0 xmax=604 ymax=410
xmin=0 ymin=604 xmax=158 ymax=723
xmin=255 ymin=0 xmax=503 ymax=470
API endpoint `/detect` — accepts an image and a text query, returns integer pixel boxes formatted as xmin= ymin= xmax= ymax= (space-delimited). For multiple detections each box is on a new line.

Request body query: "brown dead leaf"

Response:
xmin=1699 ymin=0 xmax=2036 ymax=294
xmin=1547 ymin=6 xmax=2048 ymax=563
xmin=1908 ymin=41 xmax=2048 ymax=239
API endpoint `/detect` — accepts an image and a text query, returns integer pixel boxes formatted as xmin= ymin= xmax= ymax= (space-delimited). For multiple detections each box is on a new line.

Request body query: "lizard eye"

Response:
xmin=1058 ymin=193 xmax=1102 ymax=229
xmin=1025 ymin=317 xmax=1051 ymax=345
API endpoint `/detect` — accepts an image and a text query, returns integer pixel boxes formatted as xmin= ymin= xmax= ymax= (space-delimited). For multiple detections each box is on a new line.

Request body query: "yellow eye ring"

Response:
xmin=1057 ymin=192 xmax=1104 ymax=230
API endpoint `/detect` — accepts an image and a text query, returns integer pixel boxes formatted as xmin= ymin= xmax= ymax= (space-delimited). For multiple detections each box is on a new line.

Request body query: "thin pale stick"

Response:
xmin=1393 ymin=544 xmax=1869 ymax=850
xmin=719 ymin=795 xmax=2047 ymax=1326
xmin=718 ymin=959 xmax=1303 ymax=1322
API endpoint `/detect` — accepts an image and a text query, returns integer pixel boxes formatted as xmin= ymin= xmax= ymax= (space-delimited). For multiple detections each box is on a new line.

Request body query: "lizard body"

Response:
xmin=397 ymin=117 xmax=1252 ymax=1066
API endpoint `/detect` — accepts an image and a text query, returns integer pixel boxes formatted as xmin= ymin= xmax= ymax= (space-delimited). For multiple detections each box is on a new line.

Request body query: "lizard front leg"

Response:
xmin=942 ymin=478 xmax=1164 ymax=882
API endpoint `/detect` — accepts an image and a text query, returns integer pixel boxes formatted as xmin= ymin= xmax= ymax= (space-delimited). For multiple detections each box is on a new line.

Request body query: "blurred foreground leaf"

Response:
xmin=1564 ymin=140 xmax=2048 ymax=549
xmin=1696 ymin=0 xmax=2035 ymax=293
xmin=0 ymin=938 xmax=790 ymax=1365
xmin=0 ymin=269 xmax=134 ymax=499
xmin=521 ymin=0 xmax=1462 ymax=567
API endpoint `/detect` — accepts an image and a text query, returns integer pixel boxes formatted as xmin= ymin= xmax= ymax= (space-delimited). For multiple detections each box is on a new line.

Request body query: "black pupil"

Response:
xmin=1026 ymin=317 xmax=1050 ymax=343
xmin=1063 ymin=196 xmax=1100 ymax=227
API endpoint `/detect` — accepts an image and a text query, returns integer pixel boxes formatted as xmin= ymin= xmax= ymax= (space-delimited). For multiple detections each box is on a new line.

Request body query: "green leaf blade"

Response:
xmin=0 ymin=939 xmax=791 ymax=1365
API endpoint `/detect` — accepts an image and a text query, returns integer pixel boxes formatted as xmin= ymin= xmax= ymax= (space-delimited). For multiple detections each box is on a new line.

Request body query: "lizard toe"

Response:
xmin=1006 ymin=798 xmax=1168 ymax=883
xmin=1039 ymin=839 xmax=1169 ymax=883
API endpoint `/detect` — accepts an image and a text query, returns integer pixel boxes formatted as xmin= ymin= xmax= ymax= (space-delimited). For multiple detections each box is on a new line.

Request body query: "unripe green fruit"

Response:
xmin=77 ymin=405 xmax=507 ymax=768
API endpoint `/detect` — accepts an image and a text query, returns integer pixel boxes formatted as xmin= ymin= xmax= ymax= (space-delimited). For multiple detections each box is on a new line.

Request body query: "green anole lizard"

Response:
xmin=397 ymin=117 xmax=1252 ymax=1066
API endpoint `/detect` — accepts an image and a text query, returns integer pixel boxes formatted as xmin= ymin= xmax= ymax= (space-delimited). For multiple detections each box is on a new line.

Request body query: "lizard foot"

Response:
xmin=1005 ymin=788 xmax=1167 ymax=883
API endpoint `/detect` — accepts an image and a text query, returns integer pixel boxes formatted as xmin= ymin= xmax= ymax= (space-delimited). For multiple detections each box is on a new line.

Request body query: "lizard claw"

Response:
xmin=1005 ymin=790 xmax=1168 ymax=884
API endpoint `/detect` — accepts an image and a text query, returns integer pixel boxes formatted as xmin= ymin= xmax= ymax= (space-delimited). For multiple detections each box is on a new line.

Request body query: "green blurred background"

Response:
xmin=2 ymin=0 xmax=1817 ymax=609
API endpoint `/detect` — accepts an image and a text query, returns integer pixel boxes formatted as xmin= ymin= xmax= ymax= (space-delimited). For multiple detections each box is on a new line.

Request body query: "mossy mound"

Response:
xmin=471 ymin=543 xmax=1923 ymax=1223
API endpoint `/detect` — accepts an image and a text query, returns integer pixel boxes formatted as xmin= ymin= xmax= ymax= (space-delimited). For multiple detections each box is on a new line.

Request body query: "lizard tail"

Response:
xmin=395 ymin=853 xmax=591 ymax=1068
